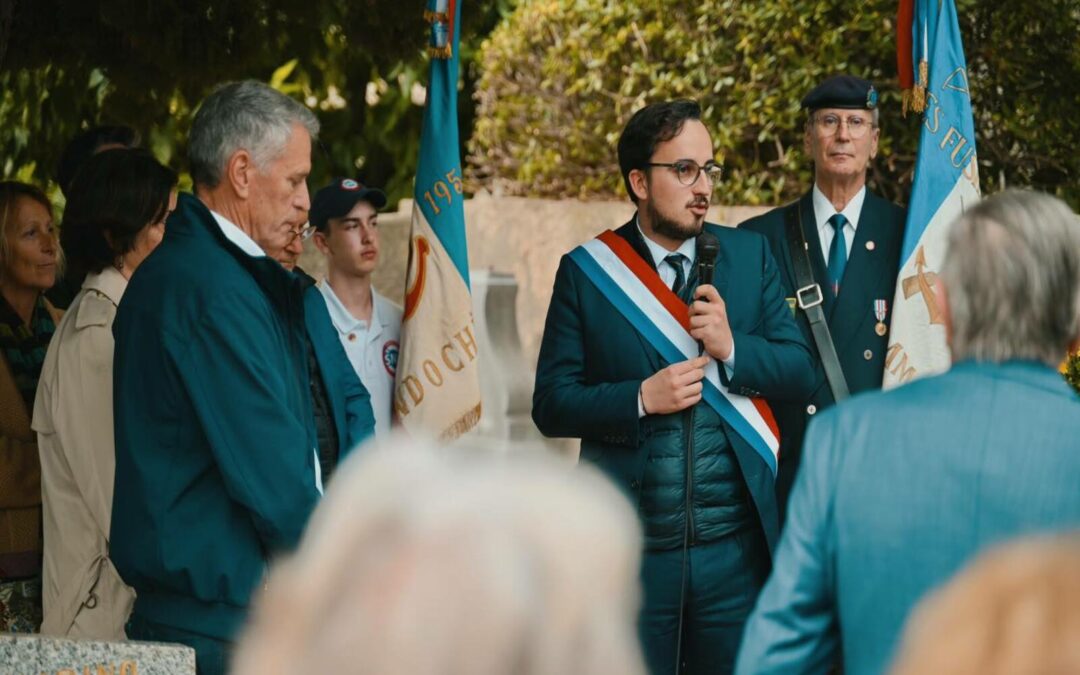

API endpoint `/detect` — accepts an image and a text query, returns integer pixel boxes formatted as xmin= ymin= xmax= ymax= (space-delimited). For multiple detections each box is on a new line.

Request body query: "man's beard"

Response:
xmin=646 ymin=199 xmax=705 ymax=241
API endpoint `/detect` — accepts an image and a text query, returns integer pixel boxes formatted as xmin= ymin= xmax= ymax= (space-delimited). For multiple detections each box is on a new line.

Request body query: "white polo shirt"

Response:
xmin=317 ymin=281 xmax=403 ymax=437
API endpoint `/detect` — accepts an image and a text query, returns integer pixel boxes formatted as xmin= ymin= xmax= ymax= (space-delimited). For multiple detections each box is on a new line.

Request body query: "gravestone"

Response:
xmin=0 ymin=634 xmax=195 ymax=675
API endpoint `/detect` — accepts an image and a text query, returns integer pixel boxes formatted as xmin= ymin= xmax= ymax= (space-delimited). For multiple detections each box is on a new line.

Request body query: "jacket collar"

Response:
xmin=949 ymin=359 xmax=1079 ymax=400
xmin=318 ymin=280 xmax=390 ymax=339
xmin=173 ymin=192 xmax=302 ymax=311
xmin=81 ymin=266 xmax=128 ymax=307
xmin=208 ymin=208 xmax=266 ymax=258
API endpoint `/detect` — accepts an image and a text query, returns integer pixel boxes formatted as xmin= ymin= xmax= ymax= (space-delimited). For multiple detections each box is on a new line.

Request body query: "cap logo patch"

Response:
xmin=340 ymin=179 xmax=361 ymax=191
xmin=866 ymin=86 xmax=878 ymax=109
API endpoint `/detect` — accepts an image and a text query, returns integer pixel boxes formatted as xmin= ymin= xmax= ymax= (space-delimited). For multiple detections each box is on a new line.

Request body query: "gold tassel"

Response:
xmin=911 ymin=60 xmax=929 ymax=114
xmin=901 ymin=89 xmax=912 ymax=117
xmin=424 ymin=10 xmax=453 ymax=59
xmin=439 ymin=402 xmax=483 ymax=442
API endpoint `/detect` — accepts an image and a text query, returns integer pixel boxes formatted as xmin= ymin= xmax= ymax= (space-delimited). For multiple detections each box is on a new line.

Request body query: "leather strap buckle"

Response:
xmin=796 ymin=283 xmax=823 ymax=310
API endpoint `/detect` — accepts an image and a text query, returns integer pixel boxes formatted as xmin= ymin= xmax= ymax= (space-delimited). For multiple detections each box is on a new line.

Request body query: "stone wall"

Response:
xmin=298 ymin=193 xmax=771 ymax=373
xmin=0 ymin=634 xmax=195 ymax=674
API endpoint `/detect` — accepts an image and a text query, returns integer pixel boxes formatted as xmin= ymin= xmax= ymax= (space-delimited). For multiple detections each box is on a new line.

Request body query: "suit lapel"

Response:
xmin=800 ymin=194 xmax=835 ymax=315
xmin=612 ymin=218 xmax=665 ymax=371
xmin=772 ymin=198 xmax=801 ymax=295
xmin=829 ymin=195 xmax=892 ymax=352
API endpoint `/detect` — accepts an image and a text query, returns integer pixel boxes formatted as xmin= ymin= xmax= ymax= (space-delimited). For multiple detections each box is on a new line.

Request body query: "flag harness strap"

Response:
xmin=784 ymin=204 xmax=851 ymax=402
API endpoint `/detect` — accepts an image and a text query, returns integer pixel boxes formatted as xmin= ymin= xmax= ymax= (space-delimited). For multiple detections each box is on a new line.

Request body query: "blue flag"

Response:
xmin=884 ymin=0 xmax=980 ymax=387
xmin=395 ymin=0 xmax=482 ymax=438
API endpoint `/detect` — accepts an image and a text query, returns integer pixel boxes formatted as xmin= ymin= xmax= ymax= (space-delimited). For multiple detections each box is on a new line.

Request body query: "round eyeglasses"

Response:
xmin=812 ymin=113 xmax=875 ymax=139
xmin=646 ymin=159 xmax=723 ymax=187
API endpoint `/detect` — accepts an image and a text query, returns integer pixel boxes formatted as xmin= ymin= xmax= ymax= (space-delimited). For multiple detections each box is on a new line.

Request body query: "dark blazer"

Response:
xmin=532 ymin=218 xmax=814 ymax=552
xmin=740 ymin=190 xmax=904 ymax=516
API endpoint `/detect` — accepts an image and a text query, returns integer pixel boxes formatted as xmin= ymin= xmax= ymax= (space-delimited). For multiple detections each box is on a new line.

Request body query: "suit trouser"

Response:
xmin=638 ymin=526 xmax=770 ymax=675
xmin=127 ymin=613 xmax=232 ymax=675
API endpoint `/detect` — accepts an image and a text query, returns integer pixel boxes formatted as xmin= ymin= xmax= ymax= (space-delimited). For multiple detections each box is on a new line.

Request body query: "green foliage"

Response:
xmin=469 ymin=0 xmax=1080 ymax=208
xmin=0 ymin=0 xmax=509 ymax=208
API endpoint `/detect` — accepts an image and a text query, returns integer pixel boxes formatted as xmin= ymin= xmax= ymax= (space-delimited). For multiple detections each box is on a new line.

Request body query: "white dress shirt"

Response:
xmin=209 ymin=209 xmax=267 ymax=257
xmin=635 ymin=220 xmax=734 ymax=417
xmin=811 ymin=183 xmax=866 ymax=264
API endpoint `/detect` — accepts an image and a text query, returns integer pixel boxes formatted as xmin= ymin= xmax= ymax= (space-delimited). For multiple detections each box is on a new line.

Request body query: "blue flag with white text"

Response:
xmin=884 ymin=0 xmax=980 ymax=387
xmin=395 ymin=0 xmax=482 ymax=438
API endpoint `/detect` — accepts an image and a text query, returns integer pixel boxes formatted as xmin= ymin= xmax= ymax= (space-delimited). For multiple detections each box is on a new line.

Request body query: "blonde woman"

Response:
xmin=0 ymin=181 xmax=60 ymax=632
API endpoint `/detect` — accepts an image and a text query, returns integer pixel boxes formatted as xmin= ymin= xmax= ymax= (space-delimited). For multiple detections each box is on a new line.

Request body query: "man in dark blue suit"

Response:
xmin=533 ymin=100 xmax=814 ymax=674
xmin=740 ymin=76 xmax=905 ymax=517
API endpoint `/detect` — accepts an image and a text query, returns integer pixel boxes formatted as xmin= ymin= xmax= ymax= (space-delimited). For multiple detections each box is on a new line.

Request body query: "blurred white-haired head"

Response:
xmin=232 ymin=435 xmax=646 ymax=675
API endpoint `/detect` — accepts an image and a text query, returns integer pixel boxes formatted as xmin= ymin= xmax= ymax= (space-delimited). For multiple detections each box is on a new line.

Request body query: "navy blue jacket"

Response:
xmin=533 ymin=219 xmax=815 ymax=553
xmin=740 ymin=191 xmax=904 ymax=517
xmin=111 ymin=193 xmax=321 ymax=641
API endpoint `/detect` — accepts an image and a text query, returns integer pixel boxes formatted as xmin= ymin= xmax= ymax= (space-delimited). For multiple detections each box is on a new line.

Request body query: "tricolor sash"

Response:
xmin=568 ymin=230 xmax=781 ymax=476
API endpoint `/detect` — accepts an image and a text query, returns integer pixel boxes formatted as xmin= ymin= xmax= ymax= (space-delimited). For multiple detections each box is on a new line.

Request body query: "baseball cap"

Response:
xmin=309 ymin=177 xmax=388 ymax=231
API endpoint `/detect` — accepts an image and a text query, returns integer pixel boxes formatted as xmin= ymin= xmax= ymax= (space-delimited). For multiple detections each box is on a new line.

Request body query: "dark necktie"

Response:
xmin=827 ymin=213 xmax=848 ymax=296
xmin=665 ymin=253 xmax=686 ymax=296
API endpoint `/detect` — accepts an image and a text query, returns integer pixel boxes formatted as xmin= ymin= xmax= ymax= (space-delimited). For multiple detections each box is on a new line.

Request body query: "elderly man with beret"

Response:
xmin=739 ymin=75 xmax=906 ymax=518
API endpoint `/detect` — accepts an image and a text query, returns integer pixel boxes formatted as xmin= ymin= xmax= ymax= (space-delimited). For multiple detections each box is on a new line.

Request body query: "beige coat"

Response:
xmin=33 ymin=268 xmax=135 ymax=639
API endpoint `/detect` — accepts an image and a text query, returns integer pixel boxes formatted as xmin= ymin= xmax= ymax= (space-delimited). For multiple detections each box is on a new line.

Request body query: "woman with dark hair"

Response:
xmin=33 ymin=148 xmax=176 ymax=639
xmin=48 ymin=125 xmax=141 ymax=310
xmin=0 ymin=181 xmax=61 ymax=633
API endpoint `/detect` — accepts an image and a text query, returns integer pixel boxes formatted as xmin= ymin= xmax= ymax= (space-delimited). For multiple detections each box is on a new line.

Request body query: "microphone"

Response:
xmin=695 ymin=232 xmax=719 ymax=293
xmin=693 ymin=232 xmax=719 ymax=355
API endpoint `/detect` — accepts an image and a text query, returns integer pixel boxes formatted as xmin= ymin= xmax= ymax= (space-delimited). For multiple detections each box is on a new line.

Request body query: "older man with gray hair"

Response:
xmin=736 ymin=190 xmax=1080 ymax=675
xmin=111 ymin=80 xmax=322 ymax=674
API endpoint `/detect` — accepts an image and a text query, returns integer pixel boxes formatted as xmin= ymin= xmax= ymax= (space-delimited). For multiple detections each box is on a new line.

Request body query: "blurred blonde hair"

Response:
xmin=890 ymin=533 xmax=1080 ymax=675
xmin=232 ymin=436 xmax=646 ymax=675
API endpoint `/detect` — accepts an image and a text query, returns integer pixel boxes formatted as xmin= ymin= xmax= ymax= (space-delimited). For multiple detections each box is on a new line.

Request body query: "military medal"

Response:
xmin=874 ymin=299 xmax=888 ymax=336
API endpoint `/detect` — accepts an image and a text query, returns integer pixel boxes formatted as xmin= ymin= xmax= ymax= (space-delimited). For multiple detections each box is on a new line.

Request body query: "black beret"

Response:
xmin=801 ymin=75 xmax=878 ymax=111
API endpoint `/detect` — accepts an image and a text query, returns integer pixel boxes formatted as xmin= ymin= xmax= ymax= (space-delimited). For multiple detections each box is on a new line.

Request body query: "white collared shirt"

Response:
xmin=318 ymin=281 xmax=403 ymax=437
xmin=812 ymin=184 xmax=865 ymax=264
xmin=634 ymin=217 xmax=734 ymax=417
xmin=637 ymin=220 xmax=697 ymax=288
xmin=209 ymin=209 xmax=267 ymax=258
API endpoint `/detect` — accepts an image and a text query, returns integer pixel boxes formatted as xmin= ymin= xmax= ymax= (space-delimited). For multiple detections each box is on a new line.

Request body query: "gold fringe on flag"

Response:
xmin=911 ymin=59 xmax=929 ymax=114
xmin=439 ymin=403 xmax=483 ymax=442
xmin=424 ymin=9 xmax=454 ymax=59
